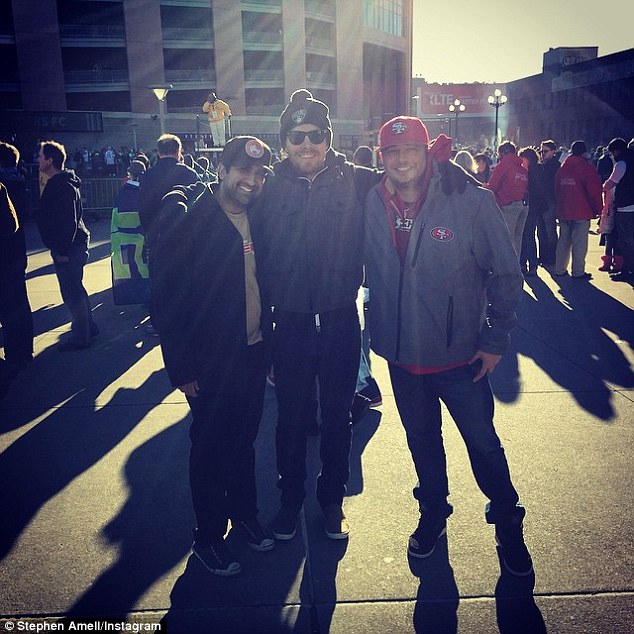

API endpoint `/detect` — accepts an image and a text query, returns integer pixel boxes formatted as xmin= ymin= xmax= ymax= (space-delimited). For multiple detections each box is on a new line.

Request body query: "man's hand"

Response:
xmin=54 ymin=254 xmax=69 ymax=264
xmin=178 ymin=380 xmax=199 ymax=397
xmin=468 ymin=350 xmax=502 ymax=382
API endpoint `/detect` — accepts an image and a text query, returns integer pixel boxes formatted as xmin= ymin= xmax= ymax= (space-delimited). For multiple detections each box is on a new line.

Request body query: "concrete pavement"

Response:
xmin=1 ymin=219 xmax=633 ymax=633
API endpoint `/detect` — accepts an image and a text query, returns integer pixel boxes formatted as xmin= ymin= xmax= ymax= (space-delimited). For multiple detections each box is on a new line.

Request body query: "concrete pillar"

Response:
xmin=12 ymin=0 xmax=66 ymax=111
xmin=282 ymin=0 xmax=307 ymax=98
xmin=211 ymin=0 xmax=246 ymax=115
xmin=335 ymin=0 xmax=364 ymax=120
xmin=123 ymin=0 xmax=166 ymax=114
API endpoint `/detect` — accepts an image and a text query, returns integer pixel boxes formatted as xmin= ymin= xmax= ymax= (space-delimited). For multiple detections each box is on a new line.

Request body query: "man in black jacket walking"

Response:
xmin=36 ymin=141 xmax=98 ymax=351
xmin=137 ymin=134 xmax=199 ymax=334
xmin=153 ymin=136 xmax=274 ymax=576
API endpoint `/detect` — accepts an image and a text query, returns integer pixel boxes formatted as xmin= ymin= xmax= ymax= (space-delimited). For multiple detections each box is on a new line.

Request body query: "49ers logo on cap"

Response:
xmin=391 ymin=121 xmax=408 ymax=135
xmin=430 ymin=227 xmax=454 ymax=241
xmin=245 ymin=139 xmax=264 ymax=159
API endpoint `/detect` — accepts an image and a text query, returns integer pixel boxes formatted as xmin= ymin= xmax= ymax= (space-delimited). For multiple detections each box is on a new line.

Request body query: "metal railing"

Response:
xmin=64 ymin=69 xmax=129 ymax=84
xmin=162 ymin=28 xmax=213 ymax=43
xmin=164 ymin=69 xmax=217 ymax=83
xmin=59 ymin=24 xmax=126 ymax=39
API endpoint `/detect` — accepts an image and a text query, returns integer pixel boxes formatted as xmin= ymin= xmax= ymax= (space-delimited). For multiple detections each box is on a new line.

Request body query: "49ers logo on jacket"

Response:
xmin=430 ymin=227 xmax=454 ymax=241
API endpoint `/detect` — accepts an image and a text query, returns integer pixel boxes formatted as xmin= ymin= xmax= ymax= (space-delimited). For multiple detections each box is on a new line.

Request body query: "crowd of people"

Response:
xmin=2 ymin=92 xmax=633 ymax=584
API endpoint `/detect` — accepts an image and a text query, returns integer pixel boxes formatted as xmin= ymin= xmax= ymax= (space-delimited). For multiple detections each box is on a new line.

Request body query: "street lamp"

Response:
xmin=487 ymin=88 xmax=507 ymax=150
xmin=149 ymin=84 xmax=173 ymax=135
xmin=448 ymin=98 xmax=465 ymax=147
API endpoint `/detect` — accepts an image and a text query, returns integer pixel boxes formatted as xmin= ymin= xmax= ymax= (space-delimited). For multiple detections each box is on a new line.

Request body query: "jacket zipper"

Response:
xmin=446 ymin=297 xmax=454 ymax=348
xmin=395 ymin=261 xmax=404 ymax=362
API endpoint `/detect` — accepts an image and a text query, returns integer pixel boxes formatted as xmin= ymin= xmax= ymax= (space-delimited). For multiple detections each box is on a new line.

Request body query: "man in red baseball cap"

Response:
xmin=364 ymin=116 xmax=532 ymax=576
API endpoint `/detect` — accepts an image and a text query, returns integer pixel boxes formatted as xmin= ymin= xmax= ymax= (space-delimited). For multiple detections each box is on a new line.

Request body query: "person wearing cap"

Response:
xmin=251 ymin=89 xmax=380 ymax=542
xmin=202 ymin=91 xmax=232 ymax=147
xmin=364 ymin=116 xmax=532 ymax=576
xmin=553 ymin=140 xmax=602 ymax=279
xmin=152 ymin=136 xmax=275 ymax=576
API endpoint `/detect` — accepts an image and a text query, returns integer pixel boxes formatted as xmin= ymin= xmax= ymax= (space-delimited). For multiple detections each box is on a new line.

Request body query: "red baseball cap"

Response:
xmin=379 ymin=116 xmax=429 ymax=150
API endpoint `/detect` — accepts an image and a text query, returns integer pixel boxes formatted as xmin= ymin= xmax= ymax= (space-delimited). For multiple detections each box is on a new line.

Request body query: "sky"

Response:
xmin=412 ymin=0 xmax=633 ymax=84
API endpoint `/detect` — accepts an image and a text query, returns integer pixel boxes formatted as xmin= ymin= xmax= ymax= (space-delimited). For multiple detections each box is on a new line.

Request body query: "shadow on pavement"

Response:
xmin=495 ymin=548 xmax=547 ymax=634
xmin=65 ymin=416 xmax=194 ymax=620
xmin=0 ymin=368 xmax=170 ymax=560
xmin=491 ymin=274 xmax=634 ymax=421
xmin=408 ymin=535 xmax=459 ymax=634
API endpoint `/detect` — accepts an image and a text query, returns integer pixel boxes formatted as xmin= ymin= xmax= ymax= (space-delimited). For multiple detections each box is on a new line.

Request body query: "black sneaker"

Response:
xmin=495 ymin=521 xmax=533 ymax=576
xmin=192 ymin=540 xmax=241 ymax=576
xmin=234 ymin=518 xmax=274 ymax=552
xmin=408 ymin=515 xmax=447 ymax=559
xmin=323 ymin=504 xmax=350 ymax=540
xmin=358 ymin=378 xmax=382 ymax=407
xmin=271 ymin=506 xmax=300 ymax=540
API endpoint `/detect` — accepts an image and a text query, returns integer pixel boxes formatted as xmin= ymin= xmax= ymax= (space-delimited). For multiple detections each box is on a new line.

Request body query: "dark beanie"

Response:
xmin=279 ymin=89 xmax=331 ymax=145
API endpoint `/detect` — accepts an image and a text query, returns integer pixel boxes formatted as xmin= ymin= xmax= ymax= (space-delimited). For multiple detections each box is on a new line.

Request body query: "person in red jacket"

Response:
xmin=485 ymin=141 xmax=528 ymax=256
xmin=554 ymin=140 xmax=602 ymax=279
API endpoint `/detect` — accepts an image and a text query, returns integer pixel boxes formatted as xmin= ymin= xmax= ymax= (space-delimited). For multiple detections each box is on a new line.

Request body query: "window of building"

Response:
xmin=363 ymin=0 xmax=403 ymax=37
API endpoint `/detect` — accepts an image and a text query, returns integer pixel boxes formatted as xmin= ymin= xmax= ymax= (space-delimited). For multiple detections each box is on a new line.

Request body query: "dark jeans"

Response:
xmin=53 ymin=241 xmax=94 ymax=345
xmin=273 ymin=304 xmax=360 ymax=509
xmin=188 ymin=342 xmax=268 ymax=545
xmin=615 ymin=211 xmax=634 ymax=273
xmin=0 ymin=265 xmax=33 ymax=365
xmin=520 ymin=205 xmax=539 ymax=272
xmin=389 ymin=362 xmax=522 ymax=523
xmin=537 ymin=204 xmax=558 ymax=265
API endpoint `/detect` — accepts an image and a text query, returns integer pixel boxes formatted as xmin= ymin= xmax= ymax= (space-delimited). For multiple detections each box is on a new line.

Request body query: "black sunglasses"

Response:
xmin=287 ymin=129 xmax=328 ymax=145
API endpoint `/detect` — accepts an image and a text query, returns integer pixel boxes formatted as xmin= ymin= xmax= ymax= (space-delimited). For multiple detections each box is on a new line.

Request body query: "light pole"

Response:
xmin=129 ymin=123 xmax=138 ymax=151
xmin=411 ymin=94 xmax=420 ymax=116
xmin=149 ymin=84 xmax=173 ymax=135
xmin=448 ymin=98 xmax=465 ymax=147
xmin=487 ymin=88 xmax=507 ymax=151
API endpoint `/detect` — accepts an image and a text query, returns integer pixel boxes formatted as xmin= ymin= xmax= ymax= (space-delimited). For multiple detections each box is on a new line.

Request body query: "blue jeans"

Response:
xmin=53 ymin=241 xmax=94 ymax=345
xmin=389 ymin=362 xmax=522 ymax=523
xmin=273 ymin=304 xmax=360 ymax=509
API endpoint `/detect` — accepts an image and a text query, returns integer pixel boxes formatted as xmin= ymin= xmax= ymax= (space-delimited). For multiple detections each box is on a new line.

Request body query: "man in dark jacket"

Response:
xmin=36 ymin=140 xmax=98 ymax=351
xmin=137 ymin=134 xmax=199 ymax=335
xmin=153 ymin=136 xmax=274 ymax=577
xmin=0 ymin=142 xmax=33 ymax=395
xmin=538 ymin=140 xmax=560 ymax=265
xmin=251 ymin=89 xmax=380 ymax=542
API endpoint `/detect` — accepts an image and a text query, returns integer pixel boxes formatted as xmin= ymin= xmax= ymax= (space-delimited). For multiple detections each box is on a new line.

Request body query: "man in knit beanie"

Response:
xmin=364 ymin=116 xmax=532 ymax=577
xmin=251 ymin=89 xmax=380 ymax=543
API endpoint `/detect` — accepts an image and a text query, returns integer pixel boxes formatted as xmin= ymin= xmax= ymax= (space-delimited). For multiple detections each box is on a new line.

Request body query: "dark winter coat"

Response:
xmin=36 ymin=170 xmax=89 ymax=256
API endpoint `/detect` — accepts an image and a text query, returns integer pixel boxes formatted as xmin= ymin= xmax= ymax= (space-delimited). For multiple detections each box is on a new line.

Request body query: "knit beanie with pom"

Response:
xmin=279 ymin=89 xmax=332 ymax=145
